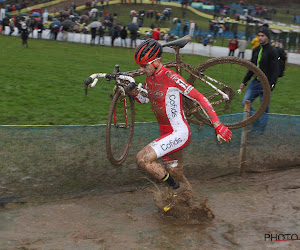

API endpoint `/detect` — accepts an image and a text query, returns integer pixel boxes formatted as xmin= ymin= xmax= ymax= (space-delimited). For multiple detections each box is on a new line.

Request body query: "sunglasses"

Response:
xmin=140 ymin=64 xmax=150 ymax=68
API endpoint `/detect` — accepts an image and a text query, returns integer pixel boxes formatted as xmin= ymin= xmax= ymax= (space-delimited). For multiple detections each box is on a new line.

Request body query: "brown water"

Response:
xmin=1 ymin=168 xmax=300 ymax=249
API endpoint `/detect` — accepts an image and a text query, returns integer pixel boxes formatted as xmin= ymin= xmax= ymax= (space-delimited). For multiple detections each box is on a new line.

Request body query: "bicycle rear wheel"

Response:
xmin=106 ymin=88 xmax=135 ymax=166
xmin=185 ymin=56 xmax=271 ymax=129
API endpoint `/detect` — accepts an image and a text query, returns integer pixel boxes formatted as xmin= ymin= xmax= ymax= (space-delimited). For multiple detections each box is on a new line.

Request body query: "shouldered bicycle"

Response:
xmin=84 ymin=35 xmax=270 ymax=166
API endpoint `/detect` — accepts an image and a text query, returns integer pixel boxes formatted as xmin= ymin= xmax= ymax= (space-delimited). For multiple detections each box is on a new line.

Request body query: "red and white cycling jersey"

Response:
xmin=135 ymin=66 xmax=219 ymax=159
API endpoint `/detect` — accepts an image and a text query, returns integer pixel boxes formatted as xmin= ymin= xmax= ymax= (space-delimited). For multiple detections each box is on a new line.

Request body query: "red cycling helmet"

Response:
xmin=134 ymin=39 xmax=162 ymax=65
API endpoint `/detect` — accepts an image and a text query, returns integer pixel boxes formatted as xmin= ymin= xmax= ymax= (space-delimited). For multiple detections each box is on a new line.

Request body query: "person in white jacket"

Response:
xmin=238 ymin=36 xmax=248 ymax=59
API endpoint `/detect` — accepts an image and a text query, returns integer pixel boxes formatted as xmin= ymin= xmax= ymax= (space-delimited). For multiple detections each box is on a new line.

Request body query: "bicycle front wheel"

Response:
xmin=186 ymin=56 xmax=271 ymax=129
xmin=106 ymin=89 xmax=135 ymax=166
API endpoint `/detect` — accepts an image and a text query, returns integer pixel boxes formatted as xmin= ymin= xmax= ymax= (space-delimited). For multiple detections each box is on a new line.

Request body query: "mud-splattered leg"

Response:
xmin=136 ymin=145 xmax=167 ymax=180
xmin=163 ymin=150 xmax=192 ymax=192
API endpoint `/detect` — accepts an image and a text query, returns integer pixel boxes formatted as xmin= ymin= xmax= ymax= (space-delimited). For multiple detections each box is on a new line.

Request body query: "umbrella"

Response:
xmin=89 ymin=21 xmax=101 ymax=28
xmin=31 ymin=12 xmax=41 ymax=17
xmin=80 ymin=15 xmax=89 ymax=21
xmin=62 ymin=19 xmax=75 ymax=30
xmin=50 ymin=20 xmax=62 ymax=31
xmin=127 ymin=22 xmax=139 ymax=32
xmin=271 ymin=29 xmax=281 ymax=34
xmin=20 ymin=13 xmax=27 ymax=16
xmin=69 ymin=15 xmax=80 ymax=21
xmin=91 ymin=8 xmax=98 ymax=13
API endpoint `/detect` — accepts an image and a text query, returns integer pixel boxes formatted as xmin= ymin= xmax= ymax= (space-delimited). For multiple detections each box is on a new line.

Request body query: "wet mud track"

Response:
xmin=0 ymin=168 xmax=299 ymax=249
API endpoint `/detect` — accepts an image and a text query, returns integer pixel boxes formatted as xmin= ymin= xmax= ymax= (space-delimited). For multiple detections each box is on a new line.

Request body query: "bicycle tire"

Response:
xmin=106 ymin=88 xmax=135 ymax=166
xmin=185 ymin=57 xmax=271 ymax=129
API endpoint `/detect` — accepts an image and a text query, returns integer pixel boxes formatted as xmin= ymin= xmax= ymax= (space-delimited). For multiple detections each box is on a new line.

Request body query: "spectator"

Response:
xmin=98 ymin=25 xmax=105 ymax=45
xmin=240 ymin=25 xmax=279 ymax=134
xmin=145 ymin=30 xmax=151 ymax=39
xmin=213 ymin=24 xmax=218 ymax=38
xmin=130 ymin=29 xmax=138 ymax=48
xmin=93 ymin=0 xmax=98 ymax=7
xmin=120 ymin=26 xmax=128 ymax=47
xmin=203 ymin=34 xmax=212 ymax=46
xmin=152 ymin=27 xmax=160 ymax=40
xmin=111 ymin=23 xmax=120 ymax=46
xmin=81 ymin=24 xmax=88 ymax=43
xmin=85 ymin=1 xmax=92 ymax=10
xmin=163 ymin=32 xmax=169 ymax=43
xmin=155 ymin=11 xmax=160 ymax=23
xmin=37 ymin=21 xmax=44 ymax=39
xmin=2 ymin=16 xmax=10 ymax=34
xmin=228 ymin=36 xmax=239 ymax=56
xmin=238 ymin=36 xmax=248 ymax=59
xmin=20 ymin=22 xmax=29 ymax=48
xmin=28 ymin=18 xmax=36 ymax=38
xmin=62 ymin=24 xmax=69 ymax=41
xmin=138 ymin=16 xmax=144 ymax=28
xmin=9 ymin=18 xmax=15 ymax=36
xmin=182 ymin=21 xmax=189 ymax=36
xmin=218 ymin=25 xmax=224 ymax=38
xmin=52 ymin=28 xmax=59 ymax=40
xmin=251 ymin=35 xmax=260 ymax=49
xmin=176 ymin=20 xmax=181 ymax=36
xmin=70 ymin=2 xmax=76 ymax=13
xmin=90 ymin=27 xmax=97 ymax=45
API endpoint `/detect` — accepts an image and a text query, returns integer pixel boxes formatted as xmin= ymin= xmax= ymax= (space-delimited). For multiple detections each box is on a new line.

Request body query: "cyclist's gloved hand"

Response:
xmin=84 ymin=77 xmax=93 ymax=86
xmin=215 ymin=123 xmax=232 ymax=144
xmin=137 ymin=83 xmax=148 ymax=95
xmin=127 ymin=81 xmax=137 ymax=91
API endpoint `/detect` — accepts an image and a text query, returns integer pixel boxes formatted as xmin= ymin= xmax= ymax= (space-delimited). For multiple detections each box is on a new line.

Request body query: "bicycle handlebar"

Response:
xmin=84 ymin=73 xmax=137 ymax=90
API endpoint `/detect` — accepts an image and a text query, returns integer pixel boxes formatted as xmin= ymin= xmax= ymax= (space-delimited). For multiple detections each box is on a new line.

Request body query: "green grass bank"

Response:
xmin=0 ymin=35 xmax=299 ymax=125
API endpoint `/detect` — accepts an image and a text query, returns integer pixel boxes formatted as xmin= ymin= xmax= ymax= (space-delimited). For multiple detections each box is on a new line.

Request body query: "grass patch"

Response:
xmin=0 ymin=35 xmax=299 ymax=125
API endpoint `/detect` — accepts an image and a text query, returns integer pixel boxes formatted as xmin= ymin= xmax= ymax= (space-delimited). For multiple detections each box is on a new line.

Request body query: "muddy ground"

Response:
xmin=1 ymin=168 xmax=299 ymax=249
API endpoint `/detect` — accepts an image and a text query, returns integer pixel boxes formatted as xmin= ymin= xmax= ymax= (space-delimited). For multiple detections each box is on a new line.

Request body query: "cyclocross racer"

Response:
xmin=133 ymin=39 xmax=232 ymax=198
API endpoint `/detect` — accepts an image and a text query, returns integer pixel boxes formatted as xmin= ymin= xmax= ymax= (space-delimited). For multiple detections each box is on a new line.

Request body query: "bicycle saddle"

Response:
xmin=162 ymin=35 xmax=191 ymax=48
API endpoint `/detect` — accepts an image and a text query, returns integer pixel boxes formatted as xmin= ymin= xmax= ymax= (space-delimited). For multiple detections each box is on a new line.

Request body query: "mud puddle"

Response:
xmin=0 ymin=168 xmax=299 ymax=249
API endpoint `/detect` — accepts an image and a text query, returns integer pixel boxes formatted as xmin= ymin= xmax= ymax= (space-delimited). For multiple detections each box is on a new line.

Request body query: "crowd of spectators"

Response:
xmin=1 ymin=0 xmax=297 ymax=51
xmin=0 ymin=1 xmax=159 ymax=48
xmin=1 ymin=0 xmax=54 ymax=11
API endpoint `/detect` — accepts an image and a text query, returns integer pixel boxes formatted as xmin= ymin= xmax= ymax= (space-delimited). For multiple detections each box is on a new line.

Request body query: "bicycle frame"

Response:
xmin=162 ymin=37 xmax=230 ymax=102
xmin=85 ymin=35 xmax=269 ymax=131
xmin=85 ymin=36 xmax=229 ymax=105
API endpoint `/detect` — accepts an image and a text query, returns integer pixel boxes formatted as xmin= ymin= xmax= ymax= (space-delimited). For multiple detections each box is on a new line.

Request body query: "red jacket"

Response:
xmin=152 ymin=30 xmax=160 ymax=40
xmin=229 ymin=39 xmax=238 ymax=50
